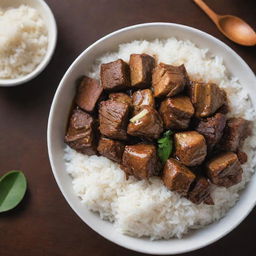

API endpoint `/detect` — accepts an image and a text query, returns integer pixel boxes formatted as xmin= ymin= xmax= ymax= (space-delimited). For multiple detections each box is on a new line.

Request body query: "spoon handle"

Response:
xmin=193 ymin=0 xmax=219 ymax=24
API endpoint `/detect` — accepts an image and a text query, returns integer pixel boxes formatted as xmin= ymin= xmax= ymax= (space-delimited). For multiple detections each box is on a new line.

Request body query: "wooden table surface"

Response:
xmin=0 ymin=0 xmax=255 ymax=255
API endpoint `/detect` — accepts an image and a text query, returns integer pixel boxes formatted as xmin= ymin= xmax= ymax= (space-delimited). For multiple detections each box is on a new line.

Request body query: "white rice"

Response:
xmin=0 ymin=5 xmax=48 ymax=79
xmin=65 ymin=38 xmax=256 ymax=240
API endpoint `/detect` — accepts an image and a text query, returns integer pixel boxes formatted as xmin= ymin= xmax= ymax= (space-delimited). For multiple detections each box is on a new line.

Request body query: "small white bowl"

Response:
xmin=47 ymin=23 xmax=256 ymax=255
xmin=0 ymin=0 xmax=57 ymax=87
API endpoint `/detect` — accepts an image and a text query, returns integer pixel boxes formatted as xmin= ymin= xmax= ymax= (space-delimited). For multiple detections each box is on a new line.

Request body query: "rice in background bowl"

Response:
xmin=47 ymin=23 xmax=256 ymax=255
xmin=0 ymin=5 xmax=48 ymax=79
xmin=0 ymin=0 xmax=57 ymax=86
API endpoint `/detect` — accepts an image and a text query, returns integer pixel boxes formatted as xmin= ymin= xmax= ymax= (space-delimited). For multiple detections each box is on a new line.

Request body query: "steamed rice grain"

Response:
xmin=0 ymin=5 xmax=48 ymax=79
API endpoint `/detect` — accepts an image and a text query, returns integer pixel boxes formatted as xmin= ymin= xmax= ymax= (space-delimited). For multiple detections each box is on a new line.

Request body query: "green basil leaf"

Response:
xmin=157 ymin=130 xmax=173 ymax=163
xmin=0 ymin=171 xmax=27 ymax=213
xmin=158 ymin=138 xmax=166 ymax=144
xmin=163 ymin=130 xmax=172 ymax=137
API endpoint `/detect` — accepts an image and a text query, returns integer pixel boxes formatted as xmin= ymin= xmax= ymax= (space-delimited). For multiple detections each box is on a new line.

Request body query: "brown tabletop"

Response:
xmin=0 ymin=0 xmax=255 ymax=255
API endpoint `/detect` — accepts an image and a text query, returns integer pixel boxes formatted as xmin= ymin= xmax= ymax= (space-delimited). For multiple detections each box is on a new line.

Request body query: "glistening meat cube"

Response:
xmin=159 ymin=96 xmax=194 ymax=130
xmin=75 ymin=76 xmax=103 ymax=112
xmin=109 ymin=92 xmax=132 ymax=107
xmin=100 ymin=59 xmax=130 ymax=91
xmin=129 ymin=53 xmax=155 ymax=88
xmin=187 ymin=177 xmax=212 ymax=204
xmin=162 ymin=158 xmax=195 ymax=196
xmin=97 ymin=137 xmax=125 ymax=163
xmin=174 ymin=131 xmax=207 ymax=166
xmin=195 ymin=112 xmax=227 ymax=151
xmin=190 ymin=82 xmax=226 ymax=117
xmin=152 ymin=63 xmax=188 ymax=97
xmin=132 ymin=89 xmax=155 ymax=113
xmin=204 ymin=195 xmax=214 ymax=205
xmin=206 ymin=152 xmax=243 ymax=187
xmin=121 ymin=144 xmax=159 ymax=179
xmin=221 ymin=118 xmax=252 ymax=152
xmin=65 ymin=109 xmax=97 ymax=155
xmin=127 ymin=106 xmax=163 ymax=139
xmin=237 ymin=151 xmax=248 ymax=164
xmin=99 ymin=100 xmax=130 ymax=140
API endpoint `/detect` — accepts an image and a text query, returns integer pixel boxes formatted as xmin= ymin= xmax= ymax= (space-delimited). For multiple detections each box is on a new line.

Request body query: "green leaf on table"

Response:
xmin=157 ymin=130 xmax=173 ymax=163
xmin=0 ymin=171 xmax=27 ymax=213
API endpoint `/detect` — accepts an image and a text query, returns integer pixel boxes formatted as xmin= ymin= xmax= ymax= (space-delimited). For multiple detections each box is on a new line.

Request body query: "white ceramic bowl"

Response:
xmin=0 ymin=0 xmax=57 ymax=87
xmin=47 ymin=23 xmax=256 ymax=255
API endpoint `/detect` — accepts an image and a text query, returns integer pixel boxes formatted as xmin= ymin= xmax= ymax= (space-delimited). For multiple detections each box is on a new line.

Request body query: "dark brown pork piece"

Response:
xmin=206 ymin=152 xmax=242 ymax=188
xmin=221 ymin=118 xmax=252 ymax=152
xmin=187 ymin=177 xmax=212 ymax=204
xmin=109 ymin=92 xmax=132 ymax=107
xmin=132 ymin=89 xmax=155 ymax=113
xmin=159 ymin=96 xmax=195 ymax=130
xmin=218 ymin=104 xmax=229 ymax=115
xmin=127 ymin=106 xmax=163 ymax=139
xmin=190 ymin=82 xmax=226 ymax=117
xmin=152 ymin=63 xmax=188 ymax=97
xmin=75 ymin=76 xmax=103 ymax=112
xmin=121 ymin=144 xmax=159 ymax=179
xmin=65 ymin=109 xmax=97 ymax=155
xmin=237 ymin=151 xmax=248 ymax=164
xmin=99 ymin=100 xmax=130 ymax=140
xmin=97 ymin=137 xmax=125 ymax=163
xmin=129 ymin=53 xmax=155 ymax=88
xmin=100 ymin=59 xmax=130 ymax=91
xmin=162 ymin=158 xmax=195 ymax=196
xmin=204 ymin=195 xmax=214 ymax=205
xmin=174 ymin=131 xmax=207 ymax=166
xmin=195 ymin=113 xmax=226 ymax=151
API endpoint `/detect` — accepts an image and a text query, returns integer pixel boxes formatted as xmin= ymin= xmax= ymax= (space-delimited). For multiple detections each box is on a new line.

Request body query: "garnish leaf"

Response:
xmin=0 ymin=171 xmax=27 ymax=213
xmin=157 ymin=130 xmax=173 ymax=163
xmin=130 ymin=109 xmax=149 ymax=123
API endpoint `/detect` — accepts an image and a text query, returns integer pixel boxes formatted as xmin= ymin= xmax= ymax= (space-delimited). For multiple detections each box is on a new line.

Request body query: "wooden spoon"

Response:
xmin=193 ymin=0 xmax=256 ymax=46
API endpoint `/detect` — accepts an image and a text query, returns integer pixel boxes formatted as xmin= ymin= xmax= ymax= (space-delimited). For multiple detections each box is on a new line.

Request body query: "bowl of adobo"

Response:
xmin=47 ymin=23 xmax=256 ymax=255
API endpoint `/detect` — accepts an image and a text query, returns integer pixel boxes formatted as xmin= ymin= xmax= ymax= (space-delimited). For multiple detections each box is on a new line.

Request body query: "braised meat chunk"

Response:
xmin=109 ymin=92 xmax=132 ymax=107
xmin=204 ymin=195 xmax=214 ymax=205
xmin=174 ymin=131 xmax=207 ymax=166
xmin=65 ymin=109 xmax=97 ymax=155
xmin=187 ymin=177 xmax=211 ymax=205
xmin=97 ymin=137 xmax=125 ymax=163
xmin=75 ymin=76 xmax=103 ymax=112
xmin=121 ymin=144 xmax=159 ymax=179
xmin=129 ymin=53 xmax=155 ymax=88
xmin=152 ymin=63 xmax=188 ymax=98
xmin=159 ymin=96 xmax=194 ymax=130
xmin=195 ymin=113 xmax=226 ymax=151
xmin=100 ymin=59 xmax=130 ymax=91
xmin=162 ymin=158 xmax=195 ymax=196
xmin=190 ymin=82 xmax=226 ymax=117
xmin=64 ymin=53 xmax=252 ymax=205
xmin=237 ymin=151 xmax=248 ymax=164
xmin=132 ymin=89 xmax=155 ymax=113
xmin=218 ymin=104 xmax=229 ymax=115
xmin=206 ymin=152 xmax=242 ymax=187
xmin=127 ymin=106 xmax=163 ymax=139
xmin=221 ymin=118 xmax=252 ymax=152
xmin=99 ymin=100 xmax=130 ymax=140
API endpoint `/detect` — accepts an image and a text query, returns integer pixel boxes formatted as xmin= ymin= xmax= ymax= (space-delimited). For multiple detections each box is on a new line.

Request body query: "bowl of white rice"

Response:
xmin=0 ymin=0 xmax=57 ymax=86
xmin=47 ymin=23 xmax=256 ymax=255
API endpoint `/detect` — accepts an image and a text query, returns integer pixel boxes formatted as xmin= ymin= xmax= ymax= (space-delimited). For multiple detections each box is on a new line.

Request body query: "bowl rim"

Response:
xmin=47 ymin=22 xmax=256 ymax=255
xmin=0 ymin=0 xmax=57 ymax=87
